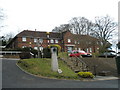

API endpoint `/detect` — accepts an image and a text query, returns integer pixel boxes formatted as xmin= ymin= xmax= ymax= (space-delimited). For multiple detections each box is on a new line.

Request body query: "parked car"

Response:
xmin=98 ymin=52 xmax=116 ymax=58
xmin=68 ymin=50 xmax=92 ymax=57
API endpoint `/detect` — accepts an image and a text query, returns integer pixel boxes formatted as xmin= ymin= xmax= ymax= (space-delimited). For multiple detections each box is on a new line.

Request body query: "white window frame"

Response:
xmin=34 ymin=38 xmax=37 ymax=43
xmin=50 ymin=39 xmax=54 ymax=43
xmin=47 ymin=35 xmax=49 ymax=38
xmin=34 ymin=47 xmax=38 ymax=50
xmin=22 ymin=46 xmax=26 ymax=48
xmin=87 ymin=48 xmax=89 ymax=52
xmin=90 ymin=48 xmax=92 ymax=52
xmin=55 ymin=40 xmax=58 ymax=43
xmin=48 ymin=40 xmax=50 ymax=43
xmin=68 ymin=39 xmax=71 ymax=43
xmin=22 ymin=37 xmax=26 ymax=42
xmin=39 ymin=46 xmax=43 ymax=51
xmin=39 ymin=39 xmax=43 ymax=44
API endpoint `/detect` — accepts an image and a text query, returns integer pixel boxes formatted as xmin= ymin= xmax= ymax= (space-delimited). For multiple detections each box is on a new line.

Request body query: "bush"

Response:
xmin=48 ymin=44 xmax=61 ymax=52
xmin=43 ymin=47 xmax=51 ymax=58
xmin=19 ymin=52 xmax=31 ymax=59
xmin=77 ymin=72 xmax=94 ymax=78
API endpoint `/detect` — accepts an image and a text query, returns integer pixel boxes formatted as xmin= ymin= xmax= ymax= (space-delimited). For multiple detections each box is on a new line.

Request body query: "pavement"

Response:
xmin=2 ymin=58 xmax=120 ymax=88
xmin=93 ymin=76 xmax=119 ymax=81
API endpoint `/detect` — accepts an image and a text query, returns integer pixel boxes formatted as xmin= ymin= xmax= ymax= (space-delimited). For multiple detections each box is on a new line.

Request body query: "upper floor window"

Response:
xmin=34 ymin=38 xmax=37 ymax=43
xmin=48 ymin=40 xmax=50 ymax=43
xmin=47 ymin=35 xmax=49 ymax=38
xmin=22 ymin=37 xmax=26 ymax=42
xmin=55 ymin=40 xmax=58 ymax=43
xmin=50 ymin=39 xmax=54 ymax=43
xmin=39 ymin=39 xmax=43 ymax=43
xmin=68 ymin=39 xmax=71 ymax=43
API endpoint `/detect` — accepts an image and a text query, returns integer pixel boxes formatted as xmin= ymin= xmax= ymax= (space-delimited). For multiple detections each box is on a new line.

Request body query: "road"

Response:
xmin=2 ymin=58 xmax=119 ymax=88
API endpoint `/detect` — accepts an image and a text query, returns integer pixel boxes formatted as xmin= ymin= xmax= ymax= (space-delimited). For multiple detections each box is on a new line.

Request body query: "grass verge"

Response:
xmin=17 ymin=58 xmax=79 ymax=80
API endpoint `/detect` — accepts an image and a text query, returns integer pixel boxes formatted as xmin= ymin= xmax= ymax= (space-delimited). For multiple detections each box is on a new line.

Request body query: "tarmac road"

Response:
xmin=2 ymin=58 xmax=119 ymax=88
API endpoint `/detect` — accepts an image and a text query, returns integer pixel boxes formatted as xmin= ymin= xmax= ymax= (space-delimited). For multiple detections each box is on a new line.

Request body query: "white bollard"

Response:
xmin=51 ymin=47 xmax=58 ymax=72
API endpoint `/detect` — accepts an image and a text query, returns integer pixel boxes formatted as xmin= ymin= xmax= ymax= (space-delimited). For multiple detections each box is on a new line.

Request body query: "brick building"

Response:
xmin=6 ymin=30 xmax=99 ymax=53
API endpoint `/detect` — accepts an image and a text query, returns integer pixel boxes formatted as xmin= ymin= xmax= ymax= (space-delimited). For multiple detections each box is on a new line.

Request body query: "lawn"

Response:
xmin=17 ymin=58 xmax=79 ymax=79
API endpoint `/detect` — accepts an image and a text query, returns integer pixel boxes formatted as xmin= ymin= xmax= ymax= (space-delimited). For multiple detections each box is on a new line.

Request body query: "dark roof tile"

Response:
xmin=17 ymin=30 xmax=62 ymax=39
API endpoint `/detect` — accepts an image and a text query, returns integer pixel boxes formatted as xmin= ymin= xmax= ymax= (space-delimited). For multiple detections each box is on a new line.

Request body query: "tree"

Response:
xmin=69 ymin=17 xmax=94 ymax=35
xmin=93 ymin=15 xmax=117 ymax=53
xmin=0 ymin=33 xmax=14 ymax=46
xmin=0 ymin=8 xmax=5 ymax=31
xmin=52 ymin=24 xmax=71 ymax=33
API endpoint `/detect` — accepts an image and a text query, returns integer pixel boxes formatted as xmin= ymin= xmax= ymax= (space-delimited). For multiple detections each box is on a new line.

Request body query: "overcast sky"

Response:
xmin=0 ymin=0 xmax=119 ymax=35
xmin=0 ymin=0 xmax=119 ymax=51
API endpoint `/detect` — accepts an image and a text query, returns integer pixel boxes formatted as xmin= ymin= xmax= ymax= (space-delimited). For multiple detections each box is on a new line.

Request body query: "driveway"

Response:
xmin=2 ymin=58 xmax=119 ymax=88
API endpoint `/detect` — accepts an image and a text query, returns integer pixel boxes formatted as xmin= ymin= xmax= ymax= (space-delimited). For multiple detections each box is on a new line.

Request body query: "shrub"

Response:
xmin=19 ymin=52 xmax=31 ymax=59
xmin=48 ymin=44 xmax=61 ymax=52
xmin=77 ymin=72 xmax=94 ymax=78
xmin=43 ymin=47 xmax=51 ymax=58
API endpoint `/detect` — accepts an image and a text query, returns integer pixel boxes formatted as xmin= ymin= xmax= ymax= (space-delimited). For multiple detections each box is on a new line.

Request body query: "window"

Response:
xmin=90 ymin=48 xmax=92 ymax=52
xmin=22 ymin=37 xmax=26 ymax=42
xmin=39 ymin=47 xmax=43 ymax=51
xmin=50 ymin=39 xmax=54 ymax=43
xmin=87 ymin=48 xmax=89 ymax=52
xmin=47 ymin=35 xmax=49 ymax=38
xmin=34 ymin=47 xmax=38 ymax=50
xmin=78 ymin=48 xmax=81 ymax=51
xmin=22 ymin=46 xmax=26 ymax=48
xmin=68 ymin=39 xmax=71 ymax=43
xmin=75 ymin=41 xmax=77 ymax=44
xmin=55 ymin=40 xmax=58 ymax=43
xmin=39 ymin=39 xmax=43 ymax=43
xmin=78 ymin=41 xmax=80 ymax=44
xmin=75 ymin=48 xmax=77 ymax=50
xmin=97 ymin=48 xmax=99 ymax=50
xmin=48 ymin=40 xmax=50 ymax=43
xmin=34 ymin=38 xmax=37 ymax=42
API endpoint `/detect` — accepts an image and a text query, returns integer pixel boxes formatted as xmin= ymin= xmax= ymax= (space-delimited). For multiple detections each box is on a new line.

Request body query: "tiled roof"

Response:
xmin=72 ymin=34 xmax=98 ymax=41
xmin=16 ymin=30 xmax=62 ymax=39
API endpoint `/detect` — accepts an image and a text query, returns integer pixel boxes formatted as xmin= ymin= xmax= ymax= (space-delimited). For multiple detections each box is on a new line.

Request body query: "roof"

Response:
xmin=71 ymin=33 xmax=98 ymax=41
xmin=16 ymin=30 xmax=62 ymax=39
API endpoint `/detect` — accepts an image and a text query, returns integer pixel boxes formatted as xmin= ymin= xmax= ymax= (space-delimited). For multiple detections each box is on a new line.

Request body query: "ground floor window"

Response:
xmin=22 ymin=46 xmax=26 ymax=48
xmin=34 ymin=47 xmax=38 ymax=50
xmin=90 ymin=48 xmax=92 ymax=52
xmin=67 ymin=46 xmax=73 ymax=52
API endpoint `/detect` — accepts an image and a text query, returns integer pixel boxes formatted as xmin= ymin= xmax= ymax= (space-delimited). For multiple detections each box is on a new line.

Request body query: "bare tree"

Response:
xmin=52 ymin=24 xmax=71 ymax=33
xmin=69 ymin=17 xmax=94 ymax=35
xmin=93 ymin=15 xmax=117 ymax=52
xmin=0 ymin=8 xmax=5 ymax=31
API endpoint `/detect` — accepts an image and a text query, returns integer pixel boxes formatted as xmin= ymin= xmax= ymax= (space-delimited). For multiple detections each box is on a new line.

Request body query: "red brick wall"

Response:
xmin=16 ymin=37 xmax=62 ymax=49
